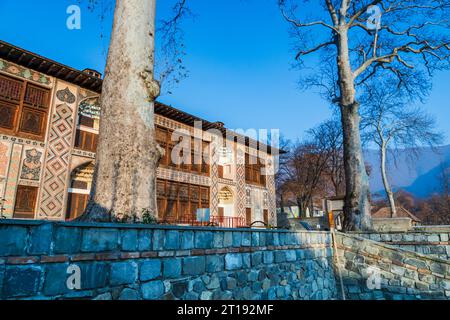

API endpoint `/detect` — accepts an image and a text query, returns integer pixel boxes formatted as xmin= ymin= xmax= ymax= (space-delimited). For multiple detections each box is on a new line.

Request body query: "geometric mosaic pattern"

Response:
xmin=210 ymin=160 xmax=219 ymax=217
xmin=236 ymin=146 xmax=246 ymax=218
xmin=267 ymin=173 xmax=277 ymax=226
xmin=38 ymin=99 xmax=75 ymax=219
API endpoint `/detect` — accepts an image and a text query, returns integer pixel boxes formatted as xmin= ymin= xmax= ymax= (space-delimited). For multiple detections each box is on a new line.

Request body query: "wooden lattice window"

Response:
xmin=66 ymin=193 xmax=89 ymax=221
xmin=0 ymin=74 xmax=50 ymax=140
xmin=246 ymin=208 xmax=252 ymax=226
xmin=13 ymin=185 xmax=38 ymax=219
xmin=0 ymin=74 xmax=23 ymax=102
xmin=19 ymin=107 xmax=46 ymax=135
xmin=79 ymin=115 xmax=95 ymax=128
xmin=263 ymin=209 xmax=269 ymax=225
xmin=245 ymin=153 xmax=266 ymax=186
xmin=74 ymin=129 xmax=98 ymax=152
xmin=0 ymin=102 xmax=18 ymax=130
xmin=24 ymin=84 xmax=49 ymax=109
xmin=156 ymin=179 xmax=210 ymax=221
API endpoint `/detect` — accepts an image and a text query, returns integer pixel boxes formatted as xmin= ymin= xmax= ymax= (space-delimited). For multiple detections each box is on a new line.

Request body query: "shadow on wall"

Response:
xmin=0 ymin=220 xmax=340 ymax=300
xmin=334 ymin=233 xmax=450 ymax=300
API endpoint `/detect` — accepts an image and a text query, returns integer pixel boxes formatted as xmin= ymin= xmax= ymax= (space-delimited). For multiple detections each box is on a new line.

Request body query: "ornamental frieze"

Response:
xmin=0 ymin=58 xmax=52 ymax=87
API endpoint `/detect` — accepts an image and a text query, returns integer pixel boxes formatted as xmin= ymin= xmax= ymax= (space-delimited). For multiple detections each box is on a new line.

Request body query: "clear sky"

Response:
xmin=0 ymin=0 xmax=449 ymax=144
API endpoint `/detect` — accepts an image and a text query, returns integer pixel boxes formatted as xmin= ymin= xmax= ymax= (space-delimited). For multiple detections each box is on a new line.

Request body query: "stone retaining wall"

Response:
xmin=352 ymin=231 xmax=450 ymax=260
xmin=0 ymin=220 xmax=338 ymax=300
xmin=335 ymin=233 xmax=450 ymax=300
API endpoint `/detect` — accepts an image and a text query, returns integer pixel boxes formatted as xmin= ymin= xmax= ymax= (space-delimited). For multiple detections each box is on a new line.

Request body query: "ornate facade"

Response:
xmin=0 ymin=40 xmax=279 ymax=227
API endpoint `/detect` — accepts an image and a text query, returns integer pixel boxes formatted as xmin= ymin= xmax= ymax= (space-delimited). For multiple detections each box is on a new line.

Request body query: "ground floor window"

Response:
xmin=157 ymin=179 xmax=210 ymax=222
xmin=13 ymin=185 xmax=38 ymax=219
xmin=66 ymin=192 xmax=89 ymax=221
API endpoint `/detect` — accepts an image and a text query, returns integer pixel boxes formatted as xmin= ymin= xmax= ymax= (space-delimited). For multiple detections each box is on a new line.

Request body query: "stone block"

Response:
xmin=213 ymin=232 xmax=224 ymax=248
xmin=206 ymin=275 xmax=220 ymax=290
xmin=223 ymin=232 xmax=233 ymax=247
xmin=263 ymin=251 xmax=274 ymax=264
xmin=163 ymin=258 xmax=182 ymax=278
xmin=225 ymin=254 xmax=243 ymax=271
xmin=242 ymin=253 xmax=251 ymax=269
xmin=79 ymin=262 xmax=109 ymax=289
xmin=200 ymin=290 xmax=213 ymax=300
xmin=404 ymin=258 xmax=427 ymax=270
xmin=0 ymin=226 xmax=28 ymax=256
xmin=430 ymin=262 xmax=446 ymax=275
xmin=206 ymin=255 xmax=224 ymax=273
xmin=172 ymin=280 xmax=188 ymax=298
xmin=28 ymin=223 xmax=53 ymax=255
xmin=251 ymin=233 xmax=260 ymax=247
xmin=119 ymin=288 xmax=140 ymax=300
xmin=251 ymin=252 xmax=263 ymax=267
xmin=183 ymin=256 xmax=206 ymax=275
xmin=140 ymin=259 xmax=161 ymax=281
xmin=43 ymin=263 xmax=71 ymax=296
xmin=54 ymin=227 xmax=81 ymax=254
xmin=138 ymin=230 xmax=152 ymax=251
xmin=285 ymin=250 xmax=296 ymax=262
xmin=120 ymin=230 xmax=138 ymax=252
xmin=195 ymin=232 xmax=213 ymax=249
xmin=110 ymin=261 xmax=138 ymax=286
xmin=428 ymin=234 xmax=440 ymax=242
xmin=165 ymin=231 xmax=180 ymax=250
xmin=141 ymin=280 xmax=164 ymax=300
xmin=274 ymin=251 xmax=286 ymax=263
xmin=3 ymin=266 xmax=41 ymax=298
xmin=232 ymin=232 xmax=242 ymax=247
xmin=152 ymin=230 xmax=165 ymax=250
xmin=440 ymin=233 xmax=449 ymax=242
xmin=81 ymin=228 xmax=119 ymax=252
xmin=241 ymin=232 xmax=251 ymax=246
xmin=181 ymin=231 xmax=194 ymax=249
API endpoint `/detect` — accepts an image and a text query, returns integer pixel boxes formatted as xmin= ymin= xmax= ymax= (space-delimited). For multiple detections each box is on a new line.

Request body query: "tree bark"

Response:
xmin=380 ymin=142 xmax=397 ymax=217
xmin=337 ymin=28 xmax=372 ymax=231
xmin=79 ymin=0 xmax=162 ymax=222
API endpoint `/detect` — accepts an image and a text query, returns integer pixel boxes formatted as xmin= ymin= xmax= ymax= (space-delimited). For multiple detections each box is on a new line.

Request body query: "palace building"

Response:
xmin=0 ymin=40 xmax=280 ymax=228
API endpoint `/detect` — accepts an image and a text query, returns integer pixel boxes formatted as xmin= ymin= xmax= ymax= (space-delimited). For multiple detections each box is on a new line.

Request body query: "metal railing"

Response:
xmin=158 ymin=214 xmax=247 ymax=228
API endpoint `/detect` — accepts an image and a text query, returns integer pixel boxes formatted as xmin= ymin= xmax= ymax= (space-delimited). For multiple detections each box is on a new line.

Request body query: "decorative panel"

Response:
xmin=236 ymin=145 xmax=246 ymax=218
xmin=38 ymin=84 xmax=77 ymax=220
xmin=19 ymin=147 xmax=44 ymax=181
xmin=0 ymin=59 xmax=53 ymax=87
xmin=3 ymin=143 xmax=23 ymax=217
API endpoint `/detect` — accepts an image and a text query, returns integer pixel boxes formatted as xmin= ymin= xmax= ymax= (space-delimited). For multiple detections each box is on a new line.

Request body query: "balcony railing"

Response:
xmin=158 ymin=214 xmax=248 ymax=229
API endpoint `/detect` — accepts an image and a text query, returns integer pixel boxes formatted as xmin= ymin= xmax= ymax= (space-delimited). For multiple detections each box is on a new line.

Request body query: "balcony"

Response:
xmin=158 ymin=214 xmax=248 ymax=229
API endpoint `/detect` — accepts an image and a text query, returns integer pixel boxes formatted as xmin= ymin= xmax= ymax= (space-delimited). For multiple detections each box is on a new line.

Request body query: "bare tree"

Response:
xmin=279 ymin=0 xmax=450 ymax=230
xmin=316 ymin=120 xmax=345 ymax=196
xmin=361 ymin=80 xmax=444 ymax=218
xmin=78 ymin=0 xmax=188 ymax=222
xmin=280 ymin=121 xmax=340 ymax=217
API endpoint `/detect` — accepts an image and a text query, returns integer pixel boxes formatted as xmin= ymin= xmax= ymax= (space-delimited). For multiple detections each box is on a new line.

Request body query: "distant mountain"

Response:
xmin=364 ymin=145 xmax=450 ymax=198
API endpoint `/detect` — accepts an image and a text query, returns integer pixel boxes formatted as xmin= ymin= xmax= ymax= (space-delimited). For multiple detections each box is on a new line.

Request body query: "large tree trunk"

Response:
xmin=337 ymin=28 xmax=372 ymax=231
xmin=380 ymin=142 xmax=397 ymax=217
xmin=79 ymin=0 xmax=162 ymax=222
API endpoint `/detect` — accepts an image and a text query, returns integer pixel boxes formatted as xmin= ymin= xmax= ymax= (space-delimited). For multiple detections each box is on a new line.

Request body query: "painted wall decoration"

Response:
xmin=20 ymin=148 xmax=43 ymax=181
xmin=38 ymin=84 xmax=77 ymax=220
xmin=0 ymin=59 xmax=52 ymax=87
xmin=0 ymin=141 xmax=10 ymax=178
xmin=56 ymin=87 xmax=76 ymax=104
xmin=236 ymin=146 xmax=246 ymax=218
xmin=3 ymin=143 xmax=23 ymax=217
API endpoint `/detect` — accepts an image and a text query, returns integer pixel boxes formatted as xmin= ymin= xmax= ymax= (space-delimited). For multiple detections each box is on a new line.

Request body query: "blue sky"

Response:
xmin=0 ymin=0 xmax=449 ymax=144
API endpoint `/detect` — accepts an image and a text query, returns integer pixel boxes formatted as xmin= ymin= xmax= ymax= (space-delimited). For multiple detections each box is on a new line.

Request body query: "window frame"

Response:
xmin=0 ymin=74 xmax=50 ymax=141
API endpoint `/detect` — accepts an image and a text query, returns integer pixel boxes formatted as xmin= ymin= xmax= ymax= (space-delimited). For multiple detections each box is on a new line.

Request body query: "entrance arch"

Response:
xmin=218 ymin=187 xmax=234 ymax=220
